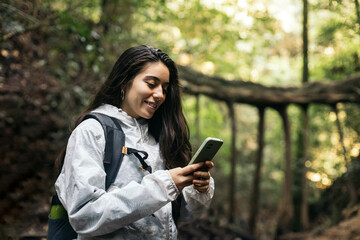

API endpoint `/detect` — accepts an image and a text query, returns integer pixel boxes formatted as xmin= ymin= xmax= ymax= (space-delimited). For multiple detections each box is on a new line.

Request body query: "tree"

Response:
xmin=299 ymin=0 xmax=310 ymax=231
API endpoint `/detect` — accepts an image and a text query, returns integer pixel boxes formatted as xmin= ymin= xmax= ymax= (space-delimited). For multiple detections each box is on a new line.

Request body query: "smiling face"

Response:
xmin=121 ymin=62 xmax=170 ymax=119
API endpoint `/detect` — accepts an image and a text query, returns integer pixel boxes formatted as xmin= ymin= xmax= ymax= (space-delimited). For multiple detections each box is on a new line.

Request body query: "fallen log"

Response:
xmin=179 ymin=65 xmax=360 ymax=107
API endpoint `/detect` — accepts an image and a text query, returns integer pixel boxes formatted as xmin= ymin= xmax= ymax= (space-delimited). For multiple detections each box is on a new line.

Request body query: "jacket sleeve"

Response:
xmin=55 ymin=119 xmax=180 ymax=236
xmin=178 ymin=175 xmax=215 ymax=224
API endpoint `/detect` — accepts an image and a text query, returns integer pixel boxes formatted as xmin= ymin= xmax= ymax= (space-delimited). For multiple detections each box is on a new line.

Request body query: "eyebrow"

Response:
xmin=144 ymin=75 xmax=160 ymax=81
xmin=144 ymin=75 xmax=170 ymax=86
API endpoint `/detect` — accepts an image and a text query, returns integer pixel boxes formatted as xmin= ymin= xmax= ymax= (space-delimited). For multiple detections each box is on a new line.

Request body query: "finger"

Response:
xmin=182 ymin=174 xmax=196 ymax=183
xmin=193 ymin=171 xmax=210 ymax=179
xmin=192 ymin=179 xmax=210 ymax=187
xmin=182 ymin=162 xmax=204 ymax=175
xmin=196 ymin=161 xmax=214 ymax=172
xmin=193 ymin=178 xmax=210 ymax=185
xmin=194 ymin=185 xmax=209 ymax=193
xmin=204 ymin=161 xmax=214 ymax=170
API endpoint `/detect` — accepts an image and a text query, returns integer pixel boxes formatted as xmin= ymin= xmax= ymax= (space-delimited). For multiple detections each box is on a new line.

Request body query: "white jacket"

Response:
xmin=55 ymin=104 xmax=215 ymax=239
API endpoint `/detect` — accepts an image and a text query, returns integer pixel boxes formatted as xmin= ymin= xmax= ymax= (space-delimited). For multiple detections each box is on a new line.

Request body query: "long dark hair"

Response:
xmin=56 ymin=45 xmax=191 ymax=170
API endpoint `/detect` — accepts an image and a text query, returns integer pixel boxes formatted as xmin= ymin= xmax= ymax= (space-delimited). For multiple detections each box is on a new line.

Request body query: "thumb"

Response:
xmin=182 ymin=162 xmax=204 ymax=175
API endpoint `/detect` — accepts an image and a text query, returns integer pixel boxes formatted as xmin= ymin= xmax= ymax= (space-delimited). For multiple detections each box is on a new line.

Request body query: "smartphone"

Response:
xmin=188 ymin=137 xmax=223 ymax=165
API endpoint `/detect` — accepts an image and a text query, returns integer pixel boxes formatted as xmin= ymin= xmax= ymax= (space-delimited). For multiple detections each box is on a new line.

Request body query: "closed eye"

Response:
xmin=144 ymin=75 xmax=169 ymax=94
xmin=147 ymin=82 xmax=156 ymax=88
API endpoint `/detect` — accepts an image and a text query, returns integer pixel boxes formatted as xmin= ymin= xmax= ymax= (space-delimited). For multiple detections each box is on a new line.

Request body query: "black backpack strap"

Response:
xmin=83 ymin=112 xmax=126 ymax=190
xmin=123 ymin=147 xmax=152 ymax=173
xmin=83 ymin=112 xmax=152 ymax=187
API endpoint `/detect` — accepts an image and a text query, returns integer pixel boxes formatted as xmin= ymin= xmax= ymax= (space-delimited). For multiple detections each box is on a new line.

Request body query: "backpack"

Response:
xmin=47 ymin=112 xmax=150 ymax=240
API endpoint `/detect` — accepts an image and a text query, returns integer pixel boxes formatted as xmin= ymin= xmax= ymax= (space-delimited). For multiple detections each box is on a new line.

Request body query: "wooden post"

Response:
xmin=249 ymin=106 xmax=265 ymax=234
xmin=275 ymin=105 xmax=294 ymax=238
xmin=300 ymin=104 xmax=309 ymax=230
xmin=227 ymin=102 xmax=237 ymax=223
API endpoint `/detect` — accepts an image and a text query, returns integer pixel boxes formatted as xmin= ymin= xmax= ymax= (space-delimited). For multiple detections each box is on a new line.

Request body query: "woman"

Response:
xmin=54 ymin=45 xmax=215 ymax=239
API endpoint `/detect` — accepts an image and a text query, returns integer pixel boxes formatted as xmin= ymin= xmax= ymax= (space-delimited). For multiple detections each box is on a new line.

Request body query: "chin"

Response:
xmin=141 ymin=113 xmax=154 ymax=119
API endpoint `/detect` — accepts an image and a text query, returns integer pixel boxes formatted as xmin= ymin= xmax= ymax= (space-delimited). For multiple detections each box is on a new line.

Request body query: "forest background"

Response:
xmin=1 ymin=0 xmax=360 ymax=239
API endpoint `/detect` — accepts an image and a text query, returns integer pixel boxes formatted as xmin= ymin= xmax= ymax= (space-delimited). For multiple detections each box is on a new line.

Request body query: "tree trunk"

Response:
xmin=355 ymin=0 xmax=360 ymax=27
xmin=99 ymin=0 xmax=134 ymax=49
xmin=227 ymin=102 xmax=237 ymax=223
xmin=302 ymin=0 xmax=309 ymax=84
xmin=300 ymin=0 xmax=310 ymax=230
xmin=332 ymin=105 xmax=358 ymax=208
xmin=275 ymin=105 xmax=294 ymax=238
xmin=249 ymin=106 xmax=265 ymax=234
xmin=293 ymin=105 xmax=309 ymax=231
xmin=300 ymin=105 xmax=309 ymax=230
xmin=195 ymin=94 xmax=201 ymax=147
xmin=333 ymin=105 xmax=349 ymax=168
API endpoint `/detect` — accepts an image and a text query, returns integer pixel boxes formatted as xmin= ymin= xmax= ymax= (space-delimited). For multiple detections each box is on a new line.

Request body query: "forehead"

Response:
xmin=138 ymin=62 xmax=170 ymax=84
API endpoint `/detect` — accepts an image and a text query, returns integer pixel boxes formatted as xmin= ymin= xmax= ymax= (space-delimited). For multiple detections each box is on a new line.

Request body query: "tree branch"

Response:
xmin=179 ymin=65 xmax=360 ymax=107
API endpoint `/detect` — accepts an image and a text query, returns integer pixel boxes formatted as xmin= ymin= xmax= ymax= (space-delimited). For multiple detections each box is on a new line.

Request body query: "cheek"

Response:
xmin=129 ymin=84 xmax=148 ymax=101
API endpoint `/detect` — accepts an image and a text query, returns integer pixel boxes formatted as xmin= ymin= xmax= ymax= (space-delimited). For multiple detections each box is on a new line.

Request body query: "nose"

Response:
xmin=153 ymin=86 xmax=165 ymax=101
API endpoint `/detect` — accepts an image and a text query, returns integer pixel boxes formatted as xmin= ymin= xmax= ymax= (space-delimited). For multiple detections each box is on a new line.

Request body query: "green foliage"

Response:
xmin=310 ymin=0 xmax=360 ymax=80
xmin=317 ymin=18 xmax=345 ymax=46
xmin=311 ymin=45 xmax=360 ymax=80
xmin=183 ymin=95 xmax=230 ymax=167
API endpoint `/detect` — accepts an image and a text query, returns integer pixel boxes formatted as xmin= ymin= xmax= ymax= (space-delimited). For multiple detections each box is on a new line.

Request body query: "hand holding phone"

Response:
xmin=188 ymin=137 xmax=223 ymax=166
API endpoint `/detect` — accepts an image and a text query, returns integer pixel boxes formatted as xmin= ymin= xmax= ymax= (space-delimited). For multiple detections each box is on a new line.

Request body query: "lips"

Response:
xmin=145 ymin=101 xmax=158 ymax=110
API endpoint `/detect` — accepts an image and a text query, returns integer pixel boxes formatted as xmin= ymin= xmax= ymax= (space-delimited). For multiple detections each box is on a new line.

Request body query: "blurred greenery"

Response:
xmin=1 ymin=0 xmax=360 ymax=238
